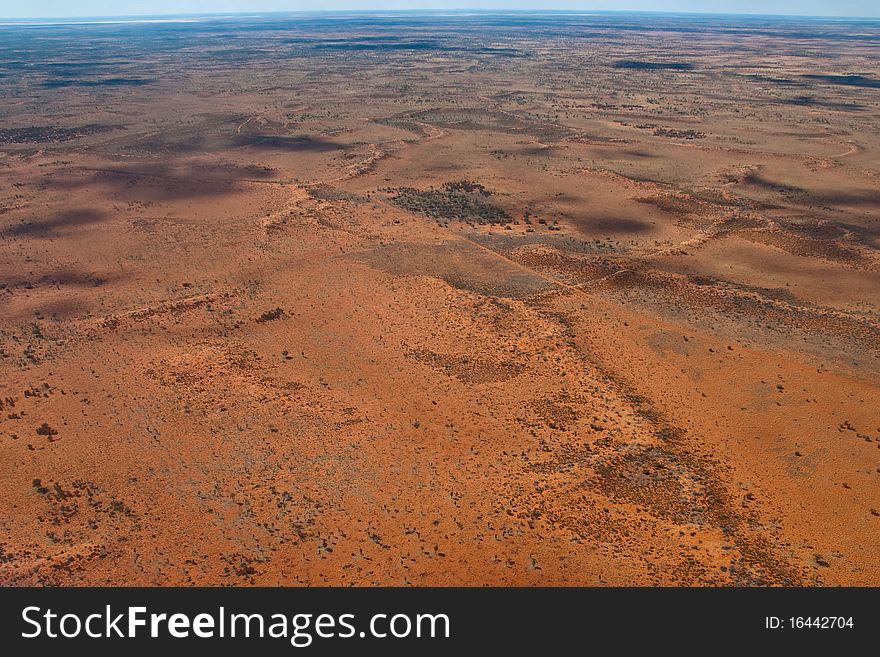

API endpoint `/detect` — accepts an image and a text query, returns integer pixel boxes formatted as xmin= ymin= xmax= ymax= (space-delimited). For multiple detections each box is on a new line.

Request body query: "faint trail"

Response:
xmin=414 ymin=121 xmax=446 ymax=140
xmin=643 ymin=213 xmax=735 ymax=259
xmin=831 ymin=140 xmax=860 ymax=158
xmin=307 ymin=143 xmax=391 ymax=187
xmin=76 ymin=289 xmax=238 ymax=333
xmin=130 ymin=129 xmax=163 ymax=144
xmin=236 ymin=116 xmax=255 ymax=134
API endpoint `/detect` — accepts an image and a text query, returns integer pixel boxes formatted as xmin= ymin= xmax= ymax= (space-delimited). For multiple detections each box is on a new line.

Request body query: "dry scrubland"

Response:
xmin=0 ymin=12 xmax=879 ymax=585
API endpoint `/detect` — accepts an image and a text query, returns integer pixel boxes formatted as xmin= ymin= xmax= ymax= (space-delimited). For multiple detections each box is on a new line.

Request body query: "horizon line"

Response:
xmin=3 ymin=9 xmax=880 ymax=23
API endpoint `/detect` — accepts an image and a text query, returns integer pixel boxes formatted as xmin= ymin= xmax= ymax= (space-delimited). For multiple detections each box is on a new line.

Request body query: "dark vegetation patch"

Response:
xmin=653 ymin=127 xmax=705 ymax=140
xmin=626 ymin=123 xmax=705 ymax=139
xmin=42 ymin=78 xmax=154 ymax=88
xmin=35 ymin=423 xmax=58 ymax=437
xmin=0 ymin=124 xmax=118 ymax=145
xmin=389 ymin=181 xmax=510 ymax=224
xmin=614 ymin=60 xmax=694 ymax=71
xmin=309 ymin=39 xmax=525 ymax=57
xmin=226 ymin=163 xmax=277 ymax=179
xmin=256 ymin=308 xmax=285 ymax=323
xmin=802 ymin=74 xmax=880 ymax=88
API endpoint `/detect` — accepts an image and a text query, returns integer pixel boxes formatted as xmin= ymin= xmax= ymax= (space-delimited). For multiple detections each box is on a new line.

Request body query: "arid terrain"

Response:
xmin=0 ymin=12 xmax=878 ymax=586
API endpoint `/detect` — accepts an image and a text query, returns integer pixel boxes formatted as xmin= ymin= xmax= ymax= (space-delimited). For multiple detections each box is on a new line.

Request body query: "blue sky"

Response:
xmin=2 ymin=1 xmax=878 ymax=19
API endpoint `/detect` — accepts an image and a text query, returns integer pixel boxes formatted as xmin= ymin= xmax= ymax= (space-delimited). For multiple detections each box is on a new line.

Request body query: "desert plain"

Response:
xmin=0 ymin=11 xmax=878 ymax=585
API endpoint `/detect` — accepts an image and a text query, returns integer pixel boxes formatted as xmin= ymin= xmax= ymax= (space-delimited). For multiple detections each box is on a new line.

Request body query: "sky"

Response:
xmin=1 ymin=1 xmax=878 ymax=20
